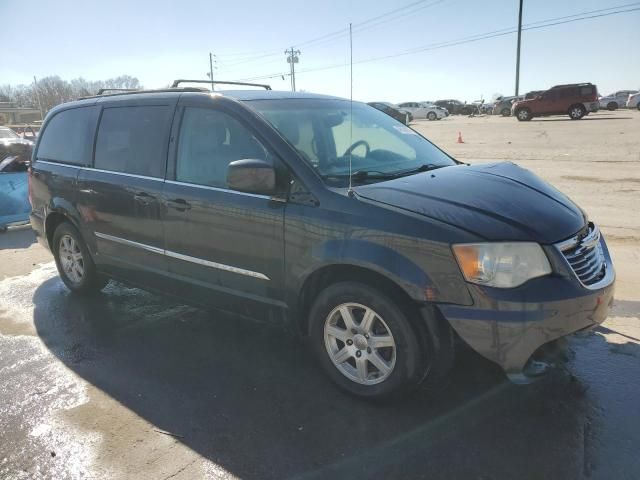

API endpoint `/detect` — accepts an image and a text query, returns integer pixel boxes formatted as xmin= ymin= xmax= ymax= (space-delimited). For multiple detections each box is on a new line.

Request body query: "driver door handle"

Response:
xmin=167 ymin=198 xmax=191 ymax=211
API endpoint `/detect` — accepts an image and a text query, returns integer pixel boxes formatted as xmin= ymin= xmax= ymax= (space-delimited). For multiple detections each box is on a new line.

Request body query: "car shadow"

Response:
xmin=0 ymin=225 xmax=36 ymax=250
xmin=534 ymin=116 xmax=633 ymax=122
xmin=33 ymin=277 xmax=594 ymax=479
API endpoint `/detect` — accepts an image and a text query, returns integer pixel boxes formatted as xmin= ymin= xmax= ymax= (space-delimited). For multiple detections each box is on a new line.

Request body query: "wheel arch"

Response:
xmin=295 ymin=263 xmax=422 ymax=336
xmin=44 ymin=199 xmax=85 ymax=251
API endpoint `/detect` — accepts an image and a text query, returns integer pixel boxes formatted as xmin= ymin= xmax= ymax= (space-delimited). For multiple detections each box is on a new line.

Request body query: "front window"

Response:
xmin=248 ymin=99 xmax=455 ymax=186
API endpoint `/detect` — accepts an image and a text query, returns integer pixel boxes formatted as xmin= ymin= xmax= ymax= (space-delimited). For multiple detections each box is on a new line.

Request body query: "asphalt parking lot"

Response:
xmin=1 ymin=109 xmax=639 ymax=480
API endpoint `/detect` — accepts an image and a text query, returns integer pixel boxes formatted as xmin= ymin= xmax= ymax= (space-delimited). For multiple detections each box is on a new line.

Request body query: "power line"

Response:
xmin=217 ymin=0 xmax=449 ymax=69
xmin=234 ymin=4 xmax=640 ymax=82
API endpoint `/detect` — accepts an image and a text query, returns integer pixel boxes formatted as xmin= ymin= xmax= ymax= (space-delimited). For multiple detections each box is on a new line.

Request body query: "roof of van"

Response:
xmin=217 ymin=90 xmax=344 ymax=101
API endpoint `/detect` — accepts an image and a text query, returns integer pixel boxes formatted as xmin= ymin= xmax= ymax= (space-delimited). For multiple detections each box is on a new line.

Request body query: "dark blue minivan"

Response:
xmin=29 ymin=83 xmax=615 ymax=399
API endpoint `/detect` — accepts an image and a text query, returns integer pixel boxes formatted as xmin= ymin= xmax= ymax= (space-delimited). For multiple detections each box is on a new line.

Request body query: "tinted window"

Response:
xmin=95 ymin=105 xmax=171 ymax=178
xmin=176 ymin=107 xmax=269 ymax=189
xmin=580 ymin=86 xmax=594 ymax=96
xmin=37 ymin=107 xmax=96 ymax=164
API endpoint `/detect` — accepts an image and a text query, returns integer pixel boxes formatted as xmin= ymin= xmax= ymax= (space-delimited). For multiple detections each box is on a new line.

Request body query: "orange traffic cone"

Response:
xmin=457 ymin=131 xmax=464 ymax=144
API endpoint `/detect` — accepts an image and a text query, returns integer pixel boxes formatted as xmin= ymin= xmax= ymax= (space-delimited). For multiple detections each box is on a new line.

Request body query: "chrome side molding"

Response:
xmin=94 ymin=232 xmax=270 ymax=280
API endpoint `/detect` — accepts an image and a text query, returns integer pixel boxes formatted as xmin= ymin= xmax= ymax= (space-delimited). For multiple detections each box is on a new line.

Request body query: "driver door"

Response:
xmin=161 ymin=103 xmax=287 ymax=322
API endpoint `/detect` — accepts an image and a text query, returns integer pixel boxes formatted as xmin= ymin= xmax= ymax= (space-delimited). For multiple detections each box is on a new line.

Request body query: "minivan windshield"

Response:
xmin=248 ymin=99 xmax=456 ymax=186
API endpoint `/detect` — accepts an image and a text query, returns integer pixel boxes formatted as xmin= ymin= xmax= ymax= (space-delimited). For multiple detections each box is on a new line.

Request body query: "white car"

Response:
xmin=397 ymin=102 xmax=447 ymax=121
xmin=626 ymin=92 xmax=640 ymax=110
xmin=599 ymin=90 xmax=638 ymax=110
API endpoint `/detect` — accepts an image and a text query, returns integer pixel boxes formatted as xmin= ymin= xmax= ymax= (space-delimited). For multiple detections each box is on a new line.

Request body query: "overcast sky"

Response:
xmin=1 ymin=0 xmax=638 ymax=102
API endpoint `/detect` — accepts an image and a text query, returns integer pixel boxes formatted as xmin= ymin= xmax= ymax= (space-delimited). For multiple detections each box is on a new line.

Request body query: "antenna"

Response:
xmin=347 ymin=22 xmax=354 ymax=197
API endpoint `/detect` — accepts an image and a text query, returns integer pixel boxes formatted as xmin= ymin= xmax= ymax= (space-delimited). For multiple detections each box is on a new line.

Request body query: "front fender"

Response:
xmin=300 ymin=239 xmax=435 ymax=302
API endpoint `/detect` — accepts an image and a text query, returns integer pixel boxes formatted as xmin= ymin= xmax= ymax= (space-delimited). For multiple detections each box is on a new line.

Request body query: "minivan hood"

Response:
xmin=355 ymin=162 xmax=586 ymax=243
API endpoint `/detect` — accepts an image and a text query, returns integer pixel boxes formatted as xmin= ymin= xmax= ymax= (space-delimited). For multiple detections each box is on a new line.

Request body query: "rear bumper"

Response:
xmin=586 ymin=102 xmax=599 ymax=112
xmin=438 ymin=239 xmax=615 ymax=381
xmin=29 ymin=212 xmax=49 ymax=250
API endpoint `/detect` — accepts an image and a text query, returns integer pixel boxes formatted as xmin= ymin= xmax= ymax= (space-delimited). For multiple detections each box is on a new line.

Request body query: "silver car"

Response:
xmin=599 ymin=90 xmax=638 ymax=110
xmin=397 ymin=102 xmax=447 ymax=120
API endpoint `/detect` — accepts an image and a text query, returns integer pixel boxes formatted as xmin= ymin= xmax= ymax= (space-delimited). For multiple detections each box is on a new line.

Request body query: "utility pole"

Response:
xmin=208 ymin=52 xmax=215 ymax=91
xmin=285 ymin=48 xmax=301 ymax=92
xmin=33 ymin=76 xmax=44 ymax=120
xmin=515 ymin=0 xmax=523 ymax=96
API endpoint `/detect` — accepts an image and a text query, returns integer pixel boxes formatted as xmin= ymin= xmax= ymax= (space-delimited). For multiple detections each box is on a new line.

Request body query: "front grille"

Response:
xmin=557 ymin=223 xmax=606 ymax=286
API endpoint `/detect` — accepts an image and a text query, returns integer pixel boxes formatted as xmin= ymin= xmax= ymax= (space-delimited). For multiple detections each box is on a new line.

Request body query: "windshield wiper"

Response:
xmin=321 ymin=164 xmax=448 ymax=183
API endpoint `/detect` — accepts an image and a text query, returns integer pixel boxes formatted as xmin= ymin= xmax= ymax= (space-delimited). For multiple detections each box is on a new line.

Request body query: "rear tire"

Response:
xmin=515 ymin=108 xmax=531 ymax=121
xmin=501 ymin=108 xmax=511 ymax=117
xmin=53 ymin=222 xmax=109 ymax=294
xmin=637 ymin=103 xmax=640 ymax=111
xmin=606 ymin=102 xmax=618 ymax=111
xmin=569 ymin=104 xmax=586 ymax=120
xmin=309 ymin=282 xmax=429 ymax=400
xmin=427 ymin=111 xmax=437 ymax=121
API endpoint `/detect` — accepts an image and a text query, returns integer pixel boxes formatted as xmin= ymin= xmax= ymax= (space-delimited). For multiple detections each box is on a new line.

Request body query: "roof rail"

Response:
xmin=171 ymin=79 xmax=272 ymax=90
xmin=96 ymin=88 xmax=139 ymax=95
xmin=79 ymin=87 xmax=210 ymax=100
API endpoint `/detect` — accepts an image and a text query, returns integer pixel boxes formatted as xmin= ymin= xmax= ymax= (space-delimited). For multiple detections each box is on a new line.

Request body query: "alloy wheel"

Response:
xmin=570 ymin=107 xmax=583 ymax=119
xmin=323 ymin=303 xmax=396 ymax=385
xmin=59 ymin=234 xmax=85 ymax=284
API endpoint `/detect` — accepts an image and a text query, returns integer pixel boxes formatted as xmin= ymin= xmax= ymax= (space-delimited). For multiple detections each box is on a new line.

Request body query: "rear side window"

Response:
xmin=580 ymin=86 xmax=594 ymax=96
xmin=95 ymin=105 xmax=172 ymax=178
xmin=37 ymin=107 xmax=97 ymax=165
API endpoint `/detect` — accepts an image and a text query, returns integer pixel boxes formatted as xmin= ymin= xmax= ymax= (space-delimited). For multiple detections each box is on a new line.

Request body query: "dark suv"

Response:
xmin=512 ymin=83 xmax=599 ymax=121
xmin=29 ymin=81 xmax=615 ymax=399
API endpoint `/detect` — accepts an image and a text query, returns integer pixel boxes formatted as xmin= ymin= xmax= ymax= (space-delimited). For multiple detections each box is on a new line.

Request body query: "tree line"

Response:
xmin=0 ymin=75 xmax=142 ymax=114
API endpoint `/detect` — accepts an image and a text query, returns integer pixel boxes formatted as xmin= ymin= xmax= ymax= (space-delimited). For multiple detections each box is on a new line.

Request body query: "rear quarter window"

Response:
xmin=580 ymin=86 xmax=594 ymax=96
xmin=37 ymin=107 xmax=97 ymax=165
xmin=94 ymin=105 xmax=172 ymax=178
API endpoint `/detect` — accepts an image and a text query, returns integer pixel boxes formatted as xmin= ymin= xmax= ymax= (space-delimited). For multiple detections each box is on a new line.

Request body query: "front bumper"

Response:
xmin=438 ymin=236 xmax=615 ymax=382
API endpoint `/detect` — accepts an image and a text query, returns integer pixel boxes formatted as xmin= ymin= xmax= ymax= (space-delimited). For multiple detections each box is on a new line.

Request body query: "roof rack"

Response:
xmin=79 ymin=87 xmax=210 ymax=100
xmin=171 ymin=79 xmax=272 ymax=90
xmin=96 ymin=88 xmax=139 ymax=95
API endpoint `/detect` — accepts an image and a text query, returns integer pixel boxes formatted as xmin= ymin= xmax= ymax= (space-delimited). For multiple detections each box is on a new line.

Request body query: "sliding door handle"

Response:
xmin=134 ymin=192 xmax=154 ymax=205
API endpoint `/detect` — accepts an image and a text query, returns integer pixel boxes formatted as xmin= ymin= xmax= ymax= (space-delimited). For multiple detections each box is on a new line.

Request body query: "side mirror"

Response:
xmin=227 ymin=159 xmax=276 ymax=196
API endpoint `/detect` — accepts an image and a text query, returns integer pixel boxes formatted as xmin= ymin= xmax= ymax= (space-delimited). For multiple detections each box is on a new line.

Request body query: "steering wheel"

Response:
xmin=343 ymin=140 xmax=370 ymax=158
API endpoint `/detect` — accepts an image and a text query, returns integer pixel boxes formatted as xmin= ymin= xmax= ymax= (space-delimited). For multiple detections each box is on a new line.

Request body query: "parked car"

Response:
xmin=367 ymin=102 xmax=412 ymax=124
xmin=29 ymin=84 xmax=615 ymax=399
xmin=626 ymin=92 xmax=640 ymax=110
xmin=493 ymin=96 xmax=523 ymax=117
xmin=397 ymin=102 xmax=446 ymax=120
xmin=434 ymin=99 xmax=474 ymax=115
xmin=599 ymin=90 xmax=638 ymax=110
xmin=0 ymin=141 xmax=32 ymax=231
xmin=512 ymin=83 xmax=599 ymax=121
xmin=0 ymin=126 xmax=33 ymax=147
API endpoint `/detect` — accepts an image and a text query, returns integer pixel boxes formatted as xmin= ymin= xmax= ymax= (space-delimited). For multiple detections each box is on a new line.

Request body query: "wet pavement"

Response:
xmin=1 ymin=259 xmax=639 ymax=479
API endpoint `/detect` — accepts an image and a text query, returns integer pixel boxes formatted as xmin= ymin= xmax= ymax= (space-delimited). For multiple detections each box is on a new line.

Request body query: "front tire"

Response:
xmin=501 ymin=108 xmax=511 ymax=117
xmin=427 ymin=111 xmax=437 ymax=121
xmin=606 ymin=102 xmax=618 ymax=111
xmin=515 ymin=108 xmax=531 ymax=121
xmin=53 ymin=222 xmax=108 ymax=294
xmin=569 ymin=104 xmax=586 ymax=120
xmin=309 ymin=282 xmax=428 ymax=400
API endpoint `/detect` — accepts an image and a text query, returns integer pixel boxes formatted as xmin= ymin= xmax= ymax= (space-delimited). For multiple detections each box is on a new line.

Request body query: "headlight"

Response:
xmin=452 ymin=242 xmax=551 ymax=288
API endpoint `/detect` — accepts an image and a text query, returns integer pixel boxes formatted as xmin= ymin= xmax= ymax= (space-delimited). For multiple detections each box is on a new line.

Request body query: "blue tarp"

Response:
xmin=0 ymin=172 xmax=31 ymax=227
